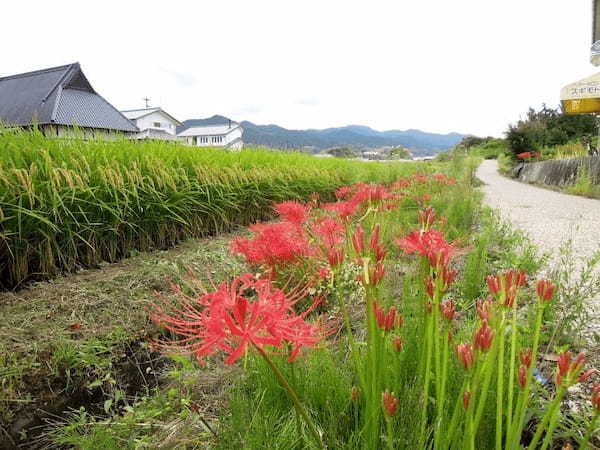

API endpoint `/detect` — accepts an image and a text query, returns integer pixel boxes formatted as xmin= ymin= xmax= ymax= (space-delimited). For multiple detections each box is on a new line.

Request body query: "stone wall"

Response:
xmin=512 ymin=156 xmax=600 ymax=186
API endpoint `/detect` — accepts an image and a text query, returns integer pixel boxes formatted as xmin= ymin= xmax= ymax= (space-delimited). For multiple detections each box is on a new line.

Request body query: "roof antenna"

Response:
xmin=143 ymin=97 xmax=150 ymax=108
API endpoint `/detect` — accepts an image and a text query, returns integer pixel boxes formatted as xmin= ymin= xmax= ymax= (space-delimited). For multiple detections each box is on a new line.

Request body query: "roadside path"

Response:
xmin=476 ymin=159 xmax=600 ymax=267
xmin=476 ymin=159 xmax=600 ymax=343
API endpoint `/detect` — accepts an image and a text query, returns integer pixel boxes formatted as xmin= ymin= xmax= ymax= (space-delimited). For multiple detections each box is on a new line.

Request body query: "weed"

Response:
xmin=547 ymin=239 xmax=600 ymax=346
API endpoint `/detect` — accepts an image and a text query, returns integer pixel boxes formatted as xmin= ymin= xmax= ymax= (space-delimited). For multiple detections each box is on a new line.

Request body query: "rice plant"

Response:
xmin=0 ymin=128 xmax=423 ymax=289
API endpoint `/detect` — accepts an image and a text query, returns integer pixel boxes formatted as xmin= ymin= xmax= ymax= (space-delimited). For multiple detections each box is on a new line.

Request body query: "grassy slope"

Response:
xmin=0 ymin=230 xmax=246 ymax=447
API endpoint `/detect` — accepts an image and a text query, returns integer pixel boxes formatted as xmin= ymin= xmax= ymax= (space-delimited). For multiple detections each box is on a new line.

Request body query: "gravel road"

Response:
xmin=477 ymin=159 xmax=600 ymax=343
xmin=477 ymin=159 xmax=600 ymax=267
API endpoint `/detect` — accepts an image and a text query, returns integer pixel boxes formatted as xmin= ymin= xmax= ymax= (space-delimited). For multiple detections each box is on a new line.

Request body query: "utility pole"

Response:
xmin=142 ymin=97 xmax=151 ymax=108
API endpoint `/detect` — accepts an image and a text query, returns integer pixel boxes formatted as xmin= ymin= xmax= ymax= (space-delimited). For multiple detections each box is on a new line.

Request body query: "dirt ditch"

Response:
xmin=1 ymin=338 xmax=171 ymax=450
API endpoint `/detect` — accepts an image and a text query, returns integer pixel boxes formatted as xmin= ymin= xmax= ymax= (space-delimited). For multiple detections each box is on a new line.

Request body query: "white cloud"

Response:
xmin=0 ymin=0 xmax=594 ymax=137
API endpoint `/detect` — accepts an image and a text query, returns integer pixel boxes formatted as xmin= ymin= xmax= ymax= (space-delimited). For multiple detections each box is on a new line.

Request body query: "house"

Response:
xmin=0 ymin=63 xmax=138 ymax=137
xmin=121 ymin=107 xmax=182 ymax=141
xmin=178 ymin=121 xmax=243 ymax=150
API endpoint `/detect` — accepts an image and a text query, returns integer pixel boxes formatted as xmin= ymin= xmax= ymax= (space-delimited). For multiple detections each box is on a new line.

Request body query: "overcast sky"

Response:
xmin=1 ymin=1 xmax=595 ymax=137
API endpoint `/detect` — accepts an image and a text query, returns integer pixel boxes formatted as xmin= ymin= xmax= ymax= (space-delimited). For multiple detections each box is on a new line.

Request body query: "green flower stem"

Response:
xmin=364 ymin=289 xmax=383 ymax=450
xmin=473 ymin=343 xmax=500 ymax=432
xmin=509 ymin=303 xmax=546 ymax=449
xmin=506 ymin=303 xmax=518 ymax=439
xmin=443 ymin=378 xmax=469 ymax=450
xmin=438 ymin=328 xmax=450 ymax=422
xmin=527 ymin=385 xmax=567 ymax=450
xmin=419 ymin=311 xmax=434 ymax=448
xmin=433 ymin=276 xmax=443 ymax=411
xmin=336 ymin=288 xmax=365 ymax=390
xmin=496 ymin=311 xmax=507 ymax=450
xmin=253 ymin=344 xmax=325 ymax=450
xmin=581 ymin=411 xmax=600 ymax=450
xmin=385 ymin=417 xmax=394 ymax=450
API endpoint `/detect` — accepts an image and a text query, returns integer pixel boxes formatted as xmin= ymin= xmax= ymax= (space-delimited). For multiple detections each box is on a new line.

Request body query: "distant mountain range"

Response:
xmin=178 ymin=115 xmax=466 ymax=155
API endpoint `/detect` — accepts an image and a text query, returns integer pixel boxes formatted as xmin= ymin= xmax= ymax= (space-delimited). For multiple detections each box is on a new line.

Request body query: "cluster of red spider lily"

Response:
xmin=147 ymin=171 xmax=600 ymax=449
xmin=150 ymin=176 xmax=444 ymax=367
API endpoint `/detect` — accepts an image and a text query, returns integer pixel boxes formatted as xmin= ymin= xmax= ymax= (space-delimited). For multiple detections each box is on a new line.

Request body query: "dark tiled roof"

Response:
xmin=0 ymin=63 xmax=138 ymax=132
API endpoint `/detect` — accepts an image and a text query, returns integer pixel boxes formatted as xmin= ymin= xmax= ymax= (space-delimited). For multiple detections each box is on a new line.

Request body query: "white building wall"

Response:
xmin=224 ymin=127 xmax=243 ymax=145
xmin=178 ymin=126 xmax=243 ymax=150
xmin=134 ymin=111 xmax=178 ymax=135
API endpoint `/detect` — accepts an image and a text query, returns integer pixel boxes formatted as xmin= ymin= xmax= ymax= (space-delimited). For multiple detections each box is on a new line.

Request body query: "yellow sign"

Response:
xmin=560 ymin=72 xmax=600 ymax=114
xmin=562 ymin=98 xmax=600 ymax=114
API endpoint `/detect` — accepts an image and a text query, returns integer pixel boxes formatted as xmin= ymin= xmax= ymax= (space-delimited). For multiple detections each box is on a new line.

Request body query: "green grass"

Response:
xmin=0 ymin=128 xmax=424 ymax=289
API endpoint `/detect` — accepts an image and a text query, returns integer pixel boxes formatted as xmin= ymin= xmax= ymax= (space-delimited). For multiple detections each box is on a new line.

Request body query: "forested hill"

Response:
xmin=178 ymin=116 xmax=466 ymax=154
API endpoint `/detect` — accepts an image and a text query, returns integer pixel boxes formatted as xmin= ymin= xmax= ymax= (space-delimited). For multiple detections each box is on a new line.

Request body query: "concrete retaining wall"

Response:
xmin=512 ymin=156 xmax=600 ymax=186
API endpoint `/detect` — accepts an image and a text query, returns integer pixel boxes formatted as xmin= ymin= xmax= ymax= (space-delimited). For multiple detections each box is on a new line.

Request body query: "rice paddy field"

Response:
xmin=0 ymin=129 xmax=417 ymax=290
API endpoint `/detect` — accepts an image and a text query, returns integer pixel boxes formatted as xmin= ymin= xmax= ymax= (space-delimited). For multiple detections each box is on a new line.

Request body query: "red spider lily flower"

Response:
xmin=457 ymin=343 xmax=474 ymax=370
xmin=395 ymin=229 xmax=455 ymax=269
xmin=518 ymin=365 xmax=528 ymax=389
xmin=382 ymin=391 xmax=398 ymax=417
xmin=417 ymin=193 xmax=431 ymax=203
xmin=373 ymin=301 xmax=399 ymax=332
xmin=432 ymin=173 xmax=456 ymax=185
xmin=231 ymin=221 xmax=313 ymax=268
xmin=149 ymin=274 xmax=327 ymax=365
xmin=557 ymin=352 xmax=587 ymax=386
xmin=414 ymin=174 xmax=429 ymax=184
xmin=536 ymin=279 xmax=555 ymax=303
xmin=336 ymin=185 xmax=354 ymax=199
xmin=463 ymin=391 xmax=471 ymax=409
xmin=520 ymin=348 xmax=533 ymax=368
xmin=351 ymin=386 xmax=360 ymax=402
xmin=312 ymin=217 xmax=345 ymax=247
xmin=368 ymin=224 xmax=388 ymax=262
xmin=428 ymin=251 xmax=452 ymax=270
xmin=393 ymin=337 xmax=403 ymax=353
xmin=369 ymin=224 xmax=381 ymax=251
xmin=425 ymin=277 xmax=435 ymax=298
xmin=322 ymin=199 xmax=359 ymax=221
xmin=592 ymin=383 xmax=600 ymax=412
xmin=325 ymin=247 xmax=345 ymax=268
xmin=418 ymin=206 xmax=436 ymax=230
xmin=377 ymin=199 xmax=403 ymax=211
xmin=391 ymin=178 xmax=411 ymax=189
xmin=579 ymin=368 xmax=598 ymax=383
xmin=440 ymin=299 xmax=456 ymax=321
xmin=487 ymin=270 xmax=527 ymax=307
xmin=441 ymin=266 xmax=457 ymax=290
xmin=506 ymin=269 xmax=527 ymax=288
xmin=318 ymin=266 xmax=330 ymax=281
xmin=474 ymin=320 xmax=495 ymax=352
xmin=364 ymin=261 xmax=386 ymax=287
xmin=476 ymin=298 xmax=493 ymax=321
xmin=273 ymin=201 xmax=309 ymax=225
xmin=352 ymin=224 xmax=365 ymax=255
xmin=486 ymin=275 xmax=501 ymax=295
xmin=517 ymin=152 xmax=532 ymax=159
xmin=373 ymin=243 xmax=388 ymax=263
xmin=352 ymin=184 xmax=397 ymax=205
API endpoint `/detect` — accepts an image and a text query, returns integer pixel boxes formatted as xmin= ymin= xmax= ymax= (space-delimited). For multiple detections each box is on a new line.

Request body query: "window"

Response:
xmin=153 ymin=122 xmax=161 ymax=128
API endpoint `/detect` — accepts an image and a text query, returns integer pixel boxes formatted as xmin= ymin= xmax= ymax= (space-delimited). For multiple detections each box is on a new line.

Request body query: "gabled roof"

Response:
xmin=0 ymin=63 xmax=138 ymax=132
xmin=121 ymin=107 xmax=182 ymax=125
xmin=177 ymin=124 xmax=242 ymax=137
